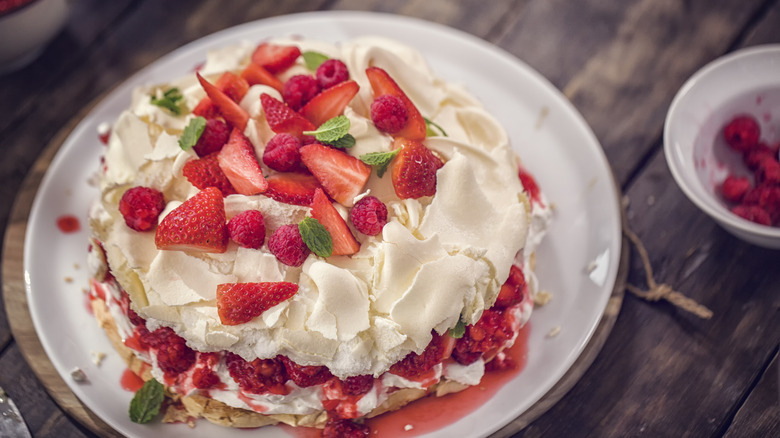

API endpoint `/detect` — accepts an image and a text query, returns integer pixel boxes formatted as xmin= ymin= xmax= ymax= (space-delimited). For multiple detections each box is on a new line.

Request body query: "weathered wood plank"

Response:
xmin=725 ymin=352 xmax=780 ymax=438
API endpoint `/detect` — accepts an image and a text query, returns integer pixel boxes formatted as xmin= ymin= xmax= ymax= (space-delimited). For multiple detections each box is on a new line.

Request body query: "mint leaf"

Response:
xmin=178 ymin=116 xmax=207 ymax=150
xmin=150 ymin=87 xmax=184 ymax=115
xmin=302 ymin=51 xmax=329 ymax=71
xmin=449 ymin=319 xmax=466 ymax=339
xmin=359 ymin=149 xmax=400 ymax=178
xmin=325 ymin=133 xmax=356 ymax=149
xmin=424 ymin=117 xmax=448 ymax=137
xmin=303 ymin=115 xmax=351 ymax=144
xmin=298 ymin=217 xmax=333 ymax=258
xmin=129 ymin=379 xmax=165 ymax=424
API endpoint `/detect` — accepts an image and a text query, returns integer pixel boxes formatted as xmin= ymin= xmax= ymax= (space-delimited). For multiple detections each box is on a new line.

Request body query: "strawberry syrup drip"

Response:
xmin=56 ymin=215 xmax=81 ymax=233
xmin=120 ymin=368 xmax=145 ymax=392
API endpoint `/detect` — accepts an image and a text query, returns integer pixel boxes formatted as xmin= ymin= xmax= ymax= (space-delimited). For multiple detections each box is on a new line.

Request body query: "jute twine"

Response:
xmin=623 ymin=220 xmax=713 ymax=319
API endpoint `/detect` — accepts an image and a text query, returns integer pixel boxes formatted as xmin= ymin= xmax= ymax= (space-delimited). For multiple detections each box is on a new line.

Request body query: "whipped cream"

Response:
xmin=91 ymin=36 xmax=548 ymax=379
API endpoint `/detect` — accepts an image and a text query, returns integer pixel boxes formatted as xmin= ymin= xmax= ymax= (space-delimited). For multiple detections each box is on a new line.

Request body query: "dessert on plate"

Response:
xmin=86 ymin=35 xmax=552 ymax=436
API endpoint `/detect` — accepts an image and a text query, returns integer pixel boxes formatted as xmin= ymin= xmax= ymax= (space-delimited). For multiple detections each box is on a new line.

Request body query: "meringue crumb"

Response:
xmin=64 ymin=277 xmax=73 ymax=283
xmin=647 ymin=195 xmax=656 ymax=206
xmin=97 ymin=122 xmax=111 ymax=135
xmin=404 ymin=424 xmax=414 ymax=431
xmin=74 ymin=263 xmax=80 ymax=270
xmin=534 ymin=290 xmax=552 ymax=306
xmin=70 ymin=368 xmax=87 ymax=382
xmin=547 ymin=326 xmax=561 ymax=338
xmin=91 ymin=351 xmax=106 ymax=366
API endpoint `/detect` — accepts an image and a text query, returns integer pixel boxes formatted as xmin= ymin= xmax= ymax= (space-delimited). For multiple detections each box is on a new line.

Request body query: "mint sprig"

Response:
xmin=449 ymin=318 xmax=466 ymax=339
xmin=178 ymin=116 xmax=207 ymax=150
xmin=150 ymin=87 xmax=185 ymax=115
xmin=129 ymin=379 xmax=165 ymax=424
xmin=303 ymin=115 xmax=355 ymax=148
xmin=299 ymin=217 xmax=333 ymax=258
xmin=424 ymin=117 xmax=448 ymax=137
xmin=359 ymin=149 xmax=400 ymax=178
xmin=302 ymin=51 xmax=329 ymax=71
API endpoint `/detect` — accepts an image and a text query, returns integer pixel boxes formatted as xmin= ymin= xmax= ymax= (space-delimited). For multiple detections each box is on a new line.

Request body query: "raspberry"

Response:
xmin=149 ymin=327 xmax=196 ymax=378
xmin=341 ymin=375 xmax=374 ymax=396
xmin=389 ymin=332 xmax=449 ymax=379
xmin=757 ymin=158 xmax=780 ymax=185
xmin=745 ymin=185 xmax=780 ymax=224
xmin=349 ymin=196 xmax=388 ymax=236
xmin=370 ymin=94 xmax=408 ymax=134
xmin=316 ymin=59 xmax=349 ymax=89
xmin=192 ymin=366 xmax=221 ymax=389
xmin=127 ymin=308 xmax=146 ymax=327
xmin=720 ymin=175 xmax=752 ymax=203
xmin=118 ymin=186 xmax=166 ymax=232
xmin=279 ymin=356 xmax=333 ymax=388
xmin=485 ymin=352 xmax=516 ymax=371
xmin=732 ymin=205 xmax=771 ymax=226
xmin=452 ymin=309 xmax=514 ymax=365
xmin=723 ymin=115 xmax=760 ymax=152
xmin=225 ymin=353 xmax=289 ymax=395
xmin=193 ymin=118 xmax=230 ymax=157
xmin=282 ymin=75 xmax=320 ymax=110
xmin=322 ymin=418 xmax=370 ymax=438
xmin=743 ymin=142 xmax=775 ymax=171
xmin=268 ymin=224 xmax=310 ymax=267
xmin=263 ymin=133 xmax=302 ymax=172
xmin=228 ymin=210 xmax=266 ymax=249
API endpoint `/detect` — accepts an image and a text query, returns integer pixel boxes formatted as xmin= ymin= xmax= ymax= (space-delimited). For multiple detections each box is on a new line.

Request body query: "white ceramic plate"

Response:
xmin=24 ymin=11 xmax=621 ymax=438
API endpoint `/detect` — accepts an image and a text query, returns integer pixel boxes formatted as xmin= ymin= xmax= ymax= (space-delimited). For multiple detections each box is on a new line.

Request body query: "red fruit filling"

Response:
xmin=723 ymin=115 xmax=760 ymax=152
xmin=279 ymin=356 xmax=334 ymax=388
xmin=341 ymin=375 xmax=374 ymax=396
xmin=263 ymin=133 xmax=302 ymax=172
xmin=389 ymin=331 xmax=451 ymax=379
xmin=370 ymin=94 xmax=408 ymax=134
xmin=283 ymin=74 xmax=321 ymax=111
xmin=349 ymin=195 xmax=388 ymax=236
xmin=118 ymin=186 xmax=166 ymax=232
xmin=316 ymin=59 xmax=350 ymax=89
xmin=268 ymin=224 xmax=310 ymax=267
xmin=452 ymin=309 xmax=515 ymax=366
xmin=322 ymin=418 xmax=370 ymax=438
xmin=146 ymin=327 xmax=197 ymax=379
xmin=225 ymin=353 xmax=289 ymax=395
xmin=228 ymin=210 xmax=266 ymax=249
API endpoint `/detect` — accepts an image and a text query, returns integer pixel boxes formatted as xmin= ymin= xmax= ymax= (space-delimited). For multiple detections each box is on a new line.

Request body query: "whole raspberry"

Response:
xmin=720 ymin=175 xmax=752 ymax=203
xmin=731 ymin=205 xmax=771 ymax=226
xmin=743 ymin=143 xmax=775 ymax=171
xmin=282 ymin=75 xmax=320 ymax=110
xmin=723 ymin=115 xmax=760 ymax=152
xmin=118 ymin=186 xmax=166 ymax=232
xmin=268 ymin=224 xmax=310 ymax=267
xmin=279 ymin=356 xmax=333 ymax=388
xmin=225 ymin=353 xmax=289 ymax=395
xmin=193 ymin=118 xmax=230 ymax=157
xmin=370 ymin=94 xmax=408 ymax=134
xmin=149 ymin=327 xmax=196 ymax=378
xmin=316 ymin=59 xmax=349 ymax=89
xmin=192 ymin=366 xmax=221 ymax=389
xmin=349 ymin=196 xmax=388 ymax=236
xmin=228 ymin=210 xmax=266 ymax=249
xmin=341 ymin=375 xmax=374 ymax=396
xmin=757 ymin=158 xmax=780 ymax=185
xmin=452 ymin=309 xmax=514 ymax=365
xmin=389 ymin=332 xmax=450 ymax=379
xmin=322 ymin=418 xmax=370 ymax=438
xmin=263 ymin=133 xmax=302 ymax=171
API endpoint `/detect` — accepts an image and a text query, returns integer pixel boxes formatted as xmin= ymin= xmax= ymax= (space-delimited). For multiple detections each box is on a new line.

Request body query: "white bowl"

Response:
xmin=664 ymin=45 xmax=780 ymax=249
xmin=0 ymin=0 xmax=69 ymax=74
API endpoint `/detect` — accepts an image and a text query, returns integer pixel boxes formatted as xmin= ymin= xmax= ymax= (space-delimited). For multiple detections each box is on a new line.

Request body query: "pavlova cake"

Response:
xmin=86 ymin=35 xmax=552 ymax=436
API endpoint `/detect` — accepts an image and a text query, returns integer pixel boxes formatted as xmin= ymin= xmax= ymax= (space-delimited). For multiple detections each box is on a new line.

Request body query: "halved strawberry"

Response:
xmin=183 ymin=153 xmax=236 ymax=197
xmin=197 ymin=72 xmax=250 ymax=131
xmin=260 ymin=93 xmax=316 ymax=139
xmin=241 ymin=62 xmax=284 ymax=93
xmin=217 ymin=282 xmax=298 ymax=325
xmin=391 ymin=137 xmax=443 ymax=199
xmin=216 ymin=72 xmax=250 ymax=103
xmin=155 ymin=187 xmax=228 ymax=253
xmin=251 ymin=42 xmax=301 ymax=74
xmin=217 ymin=129 xmax=268 ymax=195
xmin=310 ymin=188 xmax=360 ymax=256
xmin=265 ymin=172 xmax=322 ymax=206
xmin=494 ymin=265 xmax=527 ymax=309
xmin=300 ymin=80 xmax=360 ymax=127
xmin=299 ymin=143 xmax=371 ymax=207
xmin=365 ymin=66 xmax=426 ymax=141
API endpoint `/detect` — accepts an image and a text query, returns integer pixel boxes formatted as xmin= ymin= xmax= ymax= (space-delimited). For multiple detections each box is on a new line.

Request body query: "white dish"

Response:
xmin=665 ymin=45 xmax=780 ymax=249
xmin=24 ymin=11 xmax=621 ymax=438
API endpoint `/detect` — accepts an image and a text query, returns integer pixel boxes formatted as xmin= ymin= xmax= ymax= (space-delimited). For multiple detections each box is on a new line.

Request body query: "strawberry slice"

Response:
xmin=217 ymin=129 xmax=268 ymax=195
xmin=197 ymin=72 xmax=250 ymax=131
xmin=299 ymin=143 xmax=371 ymax=207
xmin=192 ymin=97 xmax=219 ymax=119
xmin=260 ymin=93 xmax=316 ymax=139
xmin=155 ymin=187 xmax=229 ymax=253
xmin=183 ymin=153 xmax=236 ymax=197
xmin=265 ymin=172 xmax=322 ymax=206
xmin=391 ymin=137 xmax=444 ymax=199
xmin=365 ymin=66 xmax=426 ymax=141
xmin=241 ymin=62 xmax=284 ymax=93
xmin=300 ymin=80 xmax=360 ymax=127
xmin=251 ymin=42 xmax=301 ymax=74
xmin=310 ymin=188 xmax=360 ymax=256
xmin=216 ymin=72 xmax=250 ymax=102
xmin=217 ymin=282 xmax=298 ymax=325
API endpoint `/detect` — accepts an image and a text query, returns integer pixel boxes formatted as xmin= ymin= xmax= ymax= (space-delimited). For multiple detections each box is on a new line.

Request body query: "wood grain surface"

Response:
xmin=1 ymin=0 xmax=779 ymax=437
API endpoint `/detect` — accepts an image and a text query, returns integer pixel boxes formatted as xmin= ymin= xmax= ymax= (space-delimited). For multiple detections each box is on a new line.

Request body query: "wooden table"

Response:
xmin=1 ymin=0 xmax=779 ymax=437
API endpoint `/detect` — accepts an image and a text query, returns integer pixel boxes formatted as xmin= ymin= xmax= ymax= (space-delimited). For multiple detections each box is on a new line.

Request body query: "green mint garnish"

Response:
xmin=424 ymin=117 xmax=448 ymax=137
xmin=178 ymin=116 xmax=207 ymax=150
xmin=303 ymin=115 xmax=355 ymax=148
xmin=449 ymin=318 xmax=466 ymax=339
xmin=150 ymin=87 xmax=184 ymax=115
xmin=302 ymin=51 xmax=329 ymax=71
xmin=129 ymin=379 xmax=165 ymax=424
xmin=359 ymin=149 xmax=400 ymax=178
xmin=298 ymin=217 xmax=333 ymax=258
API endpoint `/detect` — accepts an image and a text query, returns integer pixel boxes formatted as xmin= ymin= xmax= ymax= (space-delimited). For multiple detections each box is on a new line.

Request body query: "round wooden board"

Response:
xmin=2 ymin=112 xmax=628 ymax=438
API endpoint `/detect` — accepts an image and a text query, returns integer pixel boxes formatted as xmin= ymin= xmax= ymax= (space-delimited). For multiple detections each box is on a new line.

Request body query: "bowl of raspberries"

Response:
xmin=665 ymin=45 xmax=780 ymax=249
